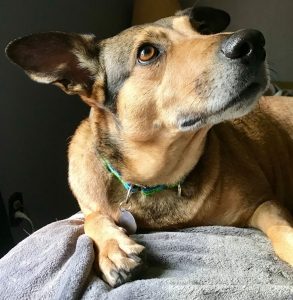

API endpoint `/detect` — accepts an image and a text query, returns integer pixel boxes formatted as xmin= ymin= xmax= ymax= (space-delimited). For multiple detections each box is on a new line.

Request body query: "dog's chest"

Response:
xmin=108 ymin=178 xmax=218 ymax=230
xmin=128 ymin=191 xmax=198 ymax=230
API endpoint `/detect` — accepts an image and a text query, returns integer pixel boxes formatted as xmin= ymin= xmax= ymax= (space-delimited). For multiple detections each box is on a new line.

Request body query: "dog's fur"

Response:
xmin=6 ymin=6 xmax=293 ymax=287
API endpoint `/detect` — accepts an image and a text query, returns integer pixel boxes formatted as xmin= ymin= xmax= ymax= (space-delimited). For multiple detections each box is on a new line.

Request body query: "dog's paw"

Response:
xmin=270 ymin=226 xmax=293 ymax=266
xmin=97 ymin=235 xmax=145 ymax=287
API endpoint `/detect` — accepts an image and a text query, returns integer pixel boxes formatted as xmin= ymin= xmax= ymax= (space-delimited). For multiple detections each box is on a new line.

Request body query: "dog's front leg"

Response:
xmin=84 ymin=211 xmax=145 ymax=287
xmin=68 ymin=121 xmax=145 ymax=287
xmin=249 ymin=200 xmax=293 ymax=265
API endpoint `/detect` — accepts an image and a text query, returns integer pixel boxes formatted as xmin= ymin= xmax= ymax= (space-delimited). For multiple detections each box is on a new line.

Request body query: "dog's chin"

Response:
xmin=178 ymin=81 xmax=267 ymax=132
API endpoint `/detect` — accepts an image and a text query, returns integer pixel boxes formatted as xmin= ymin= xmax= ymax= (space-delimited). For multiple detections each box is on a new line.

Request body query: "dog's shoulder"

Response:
xmin=230 ymin=96 xmax=293 ymax=133
xmin=258 ymin=96 xmax=293 ymax=126
xmin=68 ymin=118 xmax=93 ymax=158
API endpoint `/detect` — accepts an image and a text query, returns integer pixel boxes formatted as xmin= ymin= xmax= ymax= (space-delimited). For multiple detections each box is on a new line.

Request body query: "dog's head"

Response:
xmin=6 ymin=6 xmax=268 ymax=140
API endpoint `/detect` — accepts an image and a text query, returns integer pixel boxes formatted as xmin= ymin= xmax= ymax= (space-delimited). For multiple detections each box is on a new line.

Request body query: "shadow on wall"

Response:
xmin=0 ymin=0 xmax=133 ymax=235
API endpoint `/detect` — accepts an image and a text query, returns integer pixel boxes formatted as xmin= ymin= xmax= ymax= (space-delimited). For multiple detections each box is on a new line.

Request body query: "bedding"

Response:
xmin=0 ymin=213 xmax=293 ymax=300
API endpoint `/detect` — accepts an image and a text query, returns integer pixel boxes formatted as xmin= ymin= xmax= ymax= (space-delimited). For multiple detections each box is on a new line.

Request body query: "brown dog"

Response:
xmin=6 ymin=6 xmax=293 ymax=287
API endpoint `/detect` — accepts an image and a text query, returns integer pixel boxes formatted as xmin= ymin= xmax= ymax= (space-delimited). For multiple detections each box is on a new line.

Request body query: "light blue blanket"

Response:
xmin=1 ymin=214 xmax=293 ymax=299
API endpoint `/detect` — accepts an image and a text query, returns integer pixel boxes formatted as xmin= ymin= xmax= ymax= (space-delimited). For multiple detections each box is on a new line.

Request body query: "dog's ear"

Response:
xmin=177 ymin=6 xmax=230 ymax=34
xmin=6 ymin=32 xmax=103 ymax=106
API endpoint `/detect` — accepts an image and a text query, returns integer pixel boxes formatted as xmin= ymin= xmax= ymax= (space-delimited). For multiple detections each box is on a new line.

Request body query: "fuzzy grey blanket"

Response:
xmin=1 ymin=214 xmax=293 ymax=300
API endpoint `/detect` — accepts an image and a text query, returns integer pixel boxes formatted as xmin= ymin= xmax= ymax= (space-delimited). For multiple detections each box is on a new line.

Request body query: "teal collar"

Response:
xmin=102 ymin=159 xmax=181 ymax=197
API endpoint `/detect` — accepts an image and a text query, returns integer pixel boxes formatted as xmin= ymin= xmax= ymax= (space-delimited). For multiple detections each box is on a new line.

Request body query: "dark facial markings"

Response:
xmin=102 ymin=27 xmax=170 ymax=112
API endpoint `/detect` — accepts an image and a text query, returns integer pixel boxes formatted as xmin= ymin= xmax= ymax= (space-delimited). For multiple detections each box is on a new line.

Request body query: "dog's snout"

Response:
xmin=221 ymin=29 xmax=266 ymax=62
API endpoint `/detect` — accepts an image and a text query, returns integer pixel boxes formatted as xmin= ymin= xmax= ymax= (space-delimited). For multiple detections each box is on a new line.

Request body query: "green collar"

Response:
xmin=102 ymin=158 xmax=181 ymax=197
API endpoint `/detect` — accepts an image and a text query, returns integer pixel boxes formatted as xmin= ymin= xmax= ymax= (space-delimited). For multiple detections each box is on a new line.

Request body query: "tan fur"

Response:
xmin=114 ymin=21 xmax=227 ymax=185
xmin=69 ymin=97 xmax=293 ymax=285
xmin=249 ymin=201 xmax=293 ymax=265
xmin=7 ymin=10 xmax=293 ymax=287
xmin=67 ymin=15 xmax=293 ymax=286
xmin=172 ymin=16 xmax=203 ymax=36
xmin=84 ymin=211 xmax=144 ymax=286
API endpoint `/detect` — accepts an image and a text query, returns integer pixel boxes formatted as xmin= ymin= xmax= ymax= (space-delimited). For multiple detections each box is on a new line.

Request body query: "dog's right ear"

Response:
xmin=177 ymin=6 xmax=230 ymax=34
xmin=5 ymin=32 xmax=104 ymax=106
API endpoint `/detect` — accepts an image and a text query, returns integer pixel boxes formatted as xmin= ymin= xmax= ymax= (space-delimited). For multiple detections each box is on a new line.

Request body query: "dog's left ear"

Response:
xmin=177 ymin=6 xmax=230 ymax=34
xmin=5 ymin=32 xmax=103 ymax=106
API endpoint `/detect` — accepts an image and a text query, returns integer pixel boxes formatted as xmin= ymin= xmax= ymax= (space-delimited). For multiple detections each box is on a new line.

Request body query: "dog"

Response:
xmin=6 ymin=5 xmax=293 ymax=288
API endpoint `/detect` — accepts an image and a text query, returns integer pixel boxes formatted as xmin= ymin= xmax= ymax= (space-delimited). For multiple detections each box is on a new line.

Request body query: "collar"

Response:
xmin=102 ymin=158 xmax=182 ymax=197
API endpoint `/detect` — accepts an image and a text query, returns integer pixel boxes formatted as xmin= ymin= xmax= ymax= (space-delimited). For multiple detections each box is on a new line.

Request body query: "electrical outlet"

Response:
xmin=8 ymin=192 xmax=24 ymax=226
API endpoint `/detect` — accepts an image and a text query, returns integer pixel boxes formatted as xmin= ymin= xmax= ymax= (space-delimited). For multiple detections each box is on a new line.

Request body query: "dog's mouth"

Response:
xmin=179 ymin=81 xmax=264 ymax=130
xmin=220 ymin=82 xmax=262 ymax=111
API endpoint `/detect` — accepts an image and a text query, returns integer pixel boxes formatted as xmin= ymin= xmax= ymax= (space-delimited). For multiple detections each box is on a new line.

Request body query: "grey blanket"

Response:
xmin=1 ymin=214 xmax=293 ymax=300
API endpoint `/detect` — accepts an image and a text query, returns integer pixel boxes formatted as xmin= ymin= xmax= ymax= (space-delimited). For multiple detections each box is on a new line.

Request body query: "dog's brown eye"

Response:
xmin=137 ymin=45 xmax=159 ymax=64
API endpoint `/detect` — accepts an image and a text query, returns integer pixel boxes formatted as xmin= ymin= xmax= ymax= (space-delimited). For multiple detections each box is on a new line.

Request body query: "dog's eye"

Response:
xmin=137 ymin=45 xmax=160 ymax=64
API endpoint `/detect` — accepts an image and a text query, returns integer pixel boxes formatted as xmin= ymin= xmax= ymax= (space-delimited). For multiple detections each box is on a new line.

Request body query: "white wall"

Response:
xmin=181 ymin=0 xmax=293 ymax=82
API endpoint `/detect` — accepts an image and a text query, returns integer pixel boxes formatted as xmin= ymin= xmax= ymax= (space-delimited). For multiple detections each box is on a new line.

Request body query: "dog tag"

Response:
xmin=119 ymin=208 xmax=137 ymax=234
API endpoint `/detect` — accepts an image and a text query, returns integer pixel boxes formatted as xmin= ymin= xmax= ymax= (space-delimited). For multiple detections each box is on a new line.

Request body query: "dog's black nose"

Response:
xmin=221 ymin=29 xmax=266 ymax=62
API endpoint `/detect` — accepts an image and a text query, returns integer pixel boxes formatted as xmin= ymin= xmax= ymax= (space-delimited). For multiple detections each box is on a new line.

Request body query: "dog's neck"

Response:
xmin=119 ymin=127 xmax=210 ymax=186
xmin=91 ymin=108 xmax=210 ymax=186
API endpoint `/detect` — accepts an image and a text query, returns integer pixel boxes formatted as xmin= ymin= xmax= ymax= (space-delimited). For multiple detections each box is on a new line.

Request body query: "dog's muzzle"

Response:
xmin=179 ymin=29 xmax=268 ymax=131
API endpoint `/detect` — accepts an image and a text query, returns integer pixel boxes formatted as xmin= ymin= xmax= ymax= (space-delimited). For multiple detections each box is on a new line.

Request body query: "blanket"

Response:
xmin=1 ymin=213 xmax=293 ymax=300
